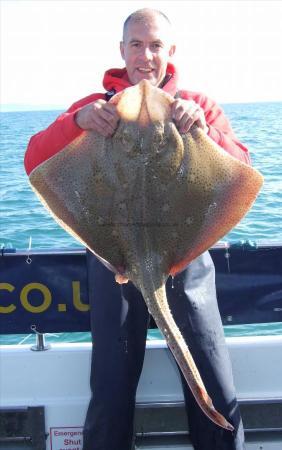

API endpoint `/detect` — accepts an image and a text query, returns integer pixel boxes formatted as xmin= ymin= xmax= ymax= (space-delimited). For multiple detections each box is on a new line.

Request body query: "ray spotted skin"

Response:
xmin=29 ymin=80 xmax=263 ymax=430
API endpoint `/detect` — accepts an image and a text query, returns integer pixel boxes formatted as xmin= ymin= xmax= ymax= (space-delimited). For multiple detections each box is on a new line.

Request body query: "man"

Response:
xmin=25 ymin=8 xmax=249 ymax=450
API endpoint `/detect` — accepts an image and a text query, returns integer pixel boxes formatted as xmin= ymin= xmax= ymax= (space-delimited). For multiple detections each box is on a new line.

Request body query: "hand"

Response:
xmin=171 ymin=99 xmax=208 ymax=134
xmin=75 ymin=100 xmax=119 ymax=137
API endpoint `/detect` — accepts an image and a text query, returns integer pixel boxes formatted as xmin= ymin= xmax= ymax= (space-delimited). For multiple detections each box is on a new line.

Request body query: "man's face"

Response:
xmin=120 ymin=16 xmax=176 ymax=87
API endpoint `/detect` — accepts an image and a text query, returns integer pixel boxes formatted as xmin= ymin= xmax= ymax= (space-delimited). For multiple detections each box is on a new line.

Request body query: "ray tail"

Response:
xmin=138 ymin=271 xmax=234 ymax=432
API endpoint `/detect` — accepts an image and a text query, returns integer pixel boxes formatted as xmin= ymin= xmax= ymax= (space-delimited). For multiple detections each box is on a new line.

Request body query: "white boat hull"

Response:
xmin=1 ymin=335 xmax=282 ymax=449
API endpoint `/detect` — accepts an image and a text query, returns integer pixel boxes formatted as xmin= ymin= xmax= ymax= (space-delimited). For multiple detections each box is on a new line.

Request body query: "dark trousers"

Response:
xmin=83 ymin=251 xmax=245 ymax=450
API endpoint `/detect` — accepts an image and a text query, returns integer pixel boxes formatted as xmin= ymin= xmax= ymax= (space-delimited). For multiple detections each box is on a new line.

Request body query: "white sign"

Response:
xmin=50 ymin=427 xmax=83 ymax=450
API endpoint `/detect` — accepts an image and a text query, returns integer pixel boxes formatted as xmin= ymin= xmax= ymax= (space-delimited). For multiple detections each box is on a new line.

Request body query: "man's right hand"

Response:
xmin=75 ymin=100 xmax=119 ymax=137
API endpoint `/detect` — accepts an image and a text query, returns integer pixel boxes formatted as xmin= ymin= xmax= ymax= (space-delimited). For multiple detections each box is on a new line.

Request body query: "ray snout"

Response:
xmin=113 ymin=79 xmax=173 ymax=126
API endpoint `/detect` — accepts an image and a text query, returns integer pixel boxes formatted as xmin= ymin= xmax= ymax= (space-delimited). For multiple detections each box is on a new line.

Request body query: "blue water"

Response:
xmin=1 ymin=102 xmax=282 ymax=342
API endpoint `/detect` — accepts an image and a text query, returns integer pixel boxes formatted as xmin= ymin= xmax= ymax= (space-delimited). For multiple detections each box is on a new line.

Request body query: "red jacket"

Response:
xmin=24 ymin=63 xmax=250 ymax=175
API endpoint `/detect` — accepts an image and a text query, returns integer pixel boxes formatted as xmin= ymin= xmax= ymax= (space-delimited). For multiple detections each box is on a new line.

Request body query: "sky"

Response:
xmin=1 ymin=0 xmax=282 ymax=111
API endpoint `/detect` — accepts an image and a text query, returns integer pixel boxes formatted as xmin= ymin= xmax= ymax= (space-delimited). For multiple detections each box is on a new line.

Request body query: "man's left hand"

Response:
xmin=171 ymin=99 xmax=208 ymax=134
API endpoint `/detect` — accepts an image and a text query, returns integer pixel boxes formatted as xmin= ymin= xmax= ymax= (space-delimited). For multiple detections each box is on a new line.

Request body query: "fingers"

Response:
xmin=90 ymin=101 xmax=120 ymax=137
xmin=171 ymin=99 xmax=207 ymax=134
xmin=171 ymin=100 xmax=198 ymax=121
xmin=91 ymin=107 xmax=117 ymax=137
xmin=75 ymin=100 xmax=120 ymax=137
xmin=177 ymin=105 xmax=199 ymax=134
xmin=195 ymin=110 xmax=209 ymax=134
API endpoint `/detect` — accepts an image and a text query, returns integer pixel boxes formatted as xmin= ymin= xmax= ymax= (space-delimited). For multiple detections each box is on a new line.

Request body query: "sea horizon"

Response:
xmin=1 ymin=99 xmax=282 ymax=113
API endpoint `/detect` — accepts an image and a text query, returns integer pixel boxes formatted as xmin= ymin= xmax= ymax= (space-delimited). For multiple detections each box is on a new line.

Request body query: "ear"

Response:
xmin=120 ymin=41 xmax=125 ymax=60
xmin=169 ymin=45 xmax=176 ymax=58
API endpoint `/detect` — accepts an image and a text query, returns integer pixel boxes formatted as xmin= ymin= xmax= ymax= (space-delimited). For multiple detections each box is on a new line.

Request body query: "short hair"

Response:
xmin=122 ymin=8 xmax=171 ymax=41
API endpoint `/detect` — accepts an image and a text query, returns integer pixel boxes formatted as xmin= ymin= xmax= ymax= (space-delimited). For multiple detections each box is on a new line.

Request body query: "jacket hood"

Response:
xmin=103 ymin=62 xmax=179 ymax=97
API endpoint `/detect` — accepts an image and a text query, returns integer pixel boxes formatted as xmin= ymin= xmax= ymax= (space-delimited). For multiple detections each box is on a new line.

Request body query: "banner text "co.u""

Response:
xmin=0 ymin=281 xmax=89 ymax=314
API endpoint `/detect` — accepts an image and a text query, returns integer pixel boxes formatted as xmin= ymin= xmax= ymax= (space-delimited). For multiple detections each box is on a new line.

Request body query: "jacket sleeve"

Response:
xmin=200 ymin=96 xmax=251 ymax=165
xmin=179 ymin=91 xmax=251 ymax=165
xmin=24 ymin=96 xmax=104 ymax=176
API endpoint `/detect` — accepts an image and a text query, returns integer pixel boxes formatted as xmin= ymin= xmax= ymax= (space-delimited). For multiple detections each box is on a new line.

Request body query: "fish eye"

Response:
xmin=156 ymin=122 xmax=183 ymax=153
xmin=114 ymin=125 xmax=140 ymax=155
xmin=114 ymin=124 xmax=132 ymax=143
xmin=121 ymin=130 xmax=131 ymax=144
xmin=152 ymin=123 xmax=170 ymax=152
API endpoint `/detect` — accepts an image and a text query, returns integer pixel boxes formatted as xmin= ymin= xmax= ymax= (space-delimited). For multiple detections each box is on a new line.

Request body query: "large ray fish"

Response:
xmin=28 ymin=80 xmax=263 ymax=430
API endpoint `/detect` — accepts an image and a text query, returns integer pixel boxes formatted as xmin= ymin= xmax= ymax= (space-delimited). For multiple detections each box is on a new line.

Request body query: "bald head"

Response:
xmin=123 ymin=8 xmax=172 ymax=42
xmin=120 ymin=8 xmax=176 ymax=87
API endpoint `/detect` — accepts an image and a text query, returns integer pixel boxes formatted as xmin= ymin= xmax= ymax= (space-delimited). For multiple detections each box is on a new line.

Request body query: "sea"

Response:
xmin=1 ymin=102 xmax=282 ymax=344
